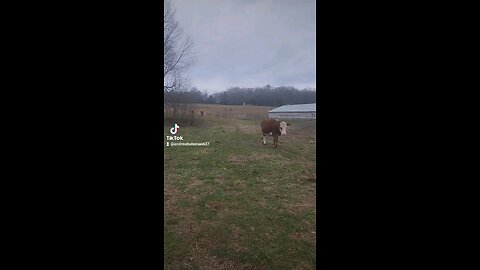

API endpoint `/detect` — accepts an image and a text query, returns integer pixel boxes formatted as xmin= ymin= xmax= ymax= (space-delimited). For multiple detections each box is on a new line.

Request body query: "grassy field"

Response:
xmin=164 ymin=105 xmax=316 ymax=269
xmin=195 ymin=104 xmax=274 ymax=120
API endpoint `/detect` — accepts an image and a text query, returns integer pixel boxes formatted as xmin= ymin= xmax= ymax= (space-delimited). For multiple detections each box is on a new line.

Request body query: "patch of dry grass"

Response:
xmin=195 ymin=104 xmax=273 ymax=120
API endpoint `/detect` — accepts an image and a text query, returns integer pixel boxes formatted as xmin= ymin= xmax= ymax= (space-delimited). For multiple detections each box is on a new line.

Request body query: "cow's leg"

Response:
xmin=273 ymin=135 xmax=278 ymax=148
xmin=262 ymin=134 xmax=267 ymax=145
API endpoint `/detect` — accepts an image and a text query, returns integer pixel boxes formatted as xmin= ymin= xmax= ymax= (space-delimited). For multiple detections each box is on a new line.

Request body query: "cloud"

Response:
xmin=171 ymin=0 xmax=316 ymax=93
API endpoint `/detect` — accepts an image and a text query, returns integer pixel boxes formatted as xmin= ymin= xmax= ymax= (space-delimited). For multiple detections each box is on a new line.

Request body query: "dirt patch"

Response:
xmin=230 ymin=225 xmax=249 ymax=252
xmin=298 ymin=174 xmax=316 ymax=183
xmin=205 ymin=201 xmax=223 ymax=213
xmin=227 ymin=153 xmax=280 ymax=165
xmin=293 ymin=261 xmax=316 ymax=270
xmin=281 ymin=192 xmax=316 ymax=215
xmin=297 ymin=159 xmax=316 ymax=174
xmin=186 ymin=177 xmax=203 ymax=189
xmin=288 ymin=231 xmax=316 ymax=245
xmin=228 ymin=155 xmax=245 ymax=165
xmin=263 ymin=186 xmax=274 ymax=192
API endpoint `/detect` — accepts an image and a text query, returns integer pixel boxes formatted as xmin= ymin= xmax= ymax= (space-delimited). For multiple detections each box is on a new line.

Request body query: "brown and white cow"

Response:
xmin=260 ymin=119 xmax=289 ymax=148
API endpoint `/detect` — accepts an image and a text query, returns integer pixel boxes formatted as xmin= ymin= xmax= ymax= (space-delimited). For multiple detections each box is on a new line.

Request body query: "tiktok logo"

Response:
xmin=170 ymin=123 xmax=180 ymax=135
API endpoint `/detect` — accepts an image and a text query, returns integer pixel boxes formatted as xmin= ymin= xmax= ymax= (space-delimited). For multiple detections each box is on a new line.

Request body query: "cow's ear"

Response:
xmin=287 ymin=123 xmax=291 ymax=126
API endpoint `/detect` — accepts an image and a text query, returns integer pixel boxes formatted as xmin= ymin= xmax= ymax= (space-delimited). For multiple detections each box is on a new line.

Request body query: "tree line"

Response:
xmin=164 ymin=85 xmax=316 ymax=107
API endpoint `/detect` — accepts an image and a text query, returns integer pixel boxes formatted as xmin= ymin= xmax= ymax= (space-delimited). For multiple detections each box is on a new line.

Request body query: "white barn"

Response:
xmin=268 ymin=103 xmax=316 ymax=119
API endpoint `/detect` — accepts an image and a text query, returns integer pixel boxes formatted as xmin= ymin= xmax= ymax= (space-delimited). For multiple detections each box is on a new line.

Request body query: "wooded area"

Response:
xmin=164 ymin=85 xmax=316 ymax=107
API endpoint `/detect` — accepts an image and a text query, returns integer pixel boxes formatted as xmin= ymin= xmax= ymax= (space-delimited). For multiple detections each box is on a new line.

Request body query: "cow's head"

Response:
xmin=279 ymin=121 xmax=288 ymax=135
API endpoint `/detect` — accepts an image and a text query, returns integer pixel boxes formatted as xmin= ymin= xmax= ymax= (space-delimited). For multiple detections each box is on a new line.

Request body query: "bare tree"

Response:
xmin=164 ymin=0 xmax=193 ymax=92
xmin=164 ymin=0 xmax=198 ymax=125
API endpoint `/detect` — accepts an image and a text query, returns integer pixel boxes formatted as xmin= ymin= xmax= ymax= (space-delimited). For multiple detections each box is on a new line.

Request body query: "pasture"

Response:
xmin=195 ymin=104 xmax=274 ymax=120
xmin=164 ymin=105 xmax=316 ymax=269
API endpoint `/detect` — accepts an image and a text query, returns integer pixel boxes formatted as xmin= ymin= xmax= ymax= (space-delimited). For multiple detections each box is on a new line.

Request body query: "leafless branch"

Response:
xmin=164 ymin=0 xmax=194 ymax=92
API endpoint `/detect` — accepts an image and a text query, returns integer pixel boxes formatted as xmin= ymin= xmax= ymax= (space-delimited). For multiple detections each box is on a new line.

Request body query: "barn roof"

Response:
xmin=268 ymin=103 xmax=316 ymax=113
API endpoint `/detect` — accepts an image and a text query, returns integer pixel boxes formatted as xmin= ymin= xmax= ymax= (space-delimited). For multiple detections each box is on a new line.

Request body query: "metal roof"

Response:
xmin=268 ymin=103 xmax=316 ymax=113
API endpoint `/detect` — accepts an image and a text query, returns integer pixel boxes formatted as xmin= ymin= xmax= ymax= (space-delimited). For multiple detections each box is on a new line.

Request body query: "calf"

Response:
xmin=260 ymin=119 xmax=289 ymax=148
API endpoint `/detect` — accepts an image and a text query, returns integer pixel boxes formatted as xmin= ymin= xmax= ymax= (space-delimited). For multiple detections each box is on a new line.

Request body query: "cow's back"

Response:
xmin=261 ymin=119 xmax=281 ymax=135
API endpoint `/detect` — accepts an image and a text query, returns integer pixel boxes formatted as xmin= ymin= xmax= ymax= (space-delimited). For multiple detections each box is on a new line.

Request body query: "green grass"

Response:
xmin=164 ymin=117 xmax=316 ymax=269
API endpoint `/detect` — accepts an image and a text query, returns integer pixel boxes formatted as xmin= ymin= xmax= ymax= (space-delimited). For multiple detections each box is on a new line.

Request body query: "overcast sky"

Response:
xmin=172 ymin=0 xmax=316 ymax=94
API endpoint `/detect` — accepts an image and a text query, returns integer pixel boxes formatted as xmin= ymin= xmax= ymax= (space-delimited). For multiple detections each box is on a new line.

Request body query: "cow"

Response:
xmin=260 ymin=119 xmax=289 ymax=148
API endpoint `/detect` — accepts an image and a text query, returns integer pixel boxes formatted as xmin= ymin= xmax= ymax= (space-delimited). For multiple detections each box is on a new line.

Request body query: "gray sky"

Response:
xmin=172 ymin=0 xmax=316 ymax=94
